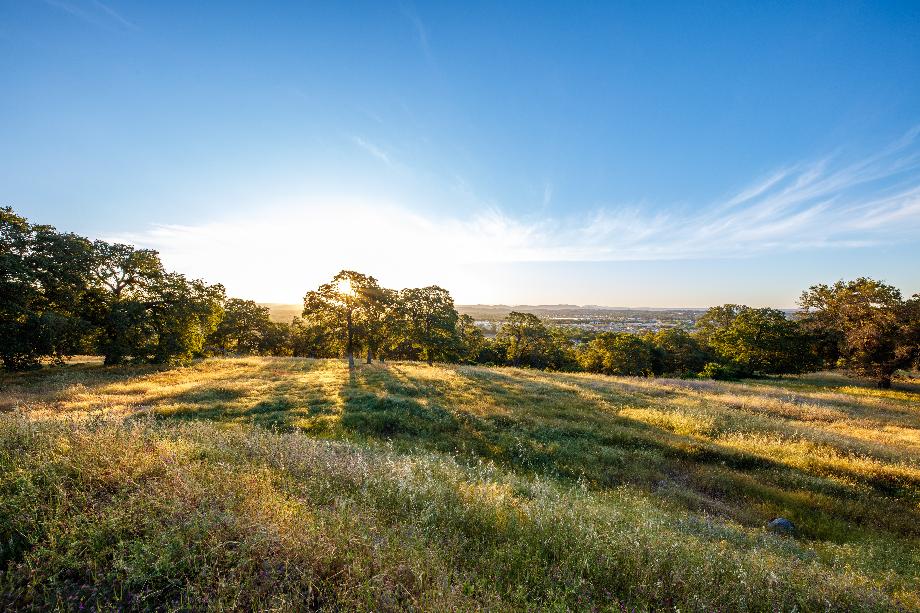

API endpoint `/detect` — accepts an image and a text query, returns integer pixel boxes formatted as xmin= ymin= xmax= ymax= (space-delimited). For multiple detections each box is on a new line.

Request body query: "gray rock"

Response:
xmin=768 ymin=517 xmax=795 ymax=534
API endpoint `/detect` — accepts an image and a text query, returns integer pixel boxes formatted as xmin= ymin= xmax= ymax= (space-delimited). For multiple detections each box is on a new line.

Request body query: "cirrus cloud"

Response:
xmin=108 ymin=131 xmax=920 ymax=302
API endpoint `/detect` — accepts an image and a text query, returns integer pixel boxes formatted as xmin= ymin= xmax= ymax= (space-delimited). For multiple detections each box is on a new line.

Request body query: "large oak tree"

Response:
xmin=0 ymin=207 xmax=95 ymax=369
xmin=399 ymin=286 xmax=459 ymax=366
xmin=798 ymin=278 xmax=920 ymax=388
xmin=302 ymin=270 xmax=379 ymax=369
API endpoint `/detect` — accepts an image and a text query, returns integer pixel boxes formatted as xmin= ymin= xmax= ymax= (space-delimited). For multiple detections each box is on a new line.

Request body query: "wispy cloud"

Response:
xmin=351 ymin=135 xmax=393 ymax=166
xmin=430 ymin=130 xmax=920 ymax=262
xmin=91 ymin=0 xmax=136 ymax=30
xmin=42 ymin=0 xmax=136 ymax=30
xmin=542 ymin=183 xmax=553 ymax=207
xmin=110 ymin=131 xmax=920 ymax=301
xmin=400 ymin=2 xmax=433 ymax=64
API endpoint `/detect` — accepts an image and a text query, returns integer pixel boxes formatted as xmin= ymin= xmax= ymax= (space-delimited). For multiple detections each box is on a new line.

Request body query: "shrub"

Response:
xmin=698 ymin=361 xmax=741 ymax=380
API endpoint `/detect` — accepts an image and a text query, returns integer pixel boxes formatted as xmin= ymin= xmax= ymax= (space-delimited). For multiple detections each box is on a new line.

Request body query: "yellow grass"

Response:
xmin=2 ymin=357 xmax=919 ymax=610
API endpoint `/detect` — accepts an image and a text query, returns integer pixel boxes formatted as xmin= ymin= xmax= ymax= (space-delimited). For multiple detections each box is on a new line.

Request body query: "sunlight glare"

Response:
xmin=336 ymin=278 xmax=354 ymax=296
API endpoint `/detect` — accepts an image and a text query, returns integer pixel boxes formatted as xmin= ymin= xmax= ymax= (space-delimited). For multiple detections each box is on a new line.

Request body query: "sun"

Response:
xmin=336 ymin=278 xmax=354 ymax=296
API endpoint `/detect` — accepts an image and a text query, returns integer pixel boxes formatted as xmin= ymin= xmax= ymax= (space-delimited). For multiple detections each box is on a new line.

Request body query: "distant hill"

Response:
xmin=261 ymin=303 xmax=302 ymax=323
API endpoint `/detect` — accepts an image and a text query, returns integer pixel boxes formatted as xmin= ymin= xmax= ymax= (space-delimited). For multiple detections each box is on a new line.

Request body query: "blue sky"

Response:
xmin=2 ymin=1 xmax=919 ymax=305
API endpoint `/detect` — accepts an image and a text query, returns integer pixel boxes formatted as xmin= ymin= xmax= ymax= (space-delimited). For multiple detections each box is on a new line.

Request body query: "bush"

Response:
xmin=698 ymin=361 xmax=741 ymax=380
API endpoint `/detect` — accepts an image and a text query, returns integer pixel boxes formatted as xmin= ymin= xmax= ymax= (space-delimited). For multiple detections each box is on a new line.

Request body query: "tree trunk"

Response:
xmin=366 ymin=349 xmax=372 ymax=364
xmin=878 ymin=375 xmax=892 ymax=389
xmin=346 ymin=310 xmax=355 ymax=370
xmin=426 ymin=348 xmax=433 ymax=366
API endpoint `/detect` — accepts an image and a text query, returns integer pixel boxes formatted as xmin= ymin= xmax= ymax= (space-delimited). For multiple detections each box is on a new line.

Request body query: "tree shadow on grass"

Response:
xmin=100 ymin=358 xmax=920 ymax=543
xmin=0 ymin=361 xmax=175 ymax=412
xmin=400 ymin=366 xmax=920 ymax=543
xmin=337 ymin=366 xmax=464 ymax=442
xmin=480 ymin=368 xmax=920 ymax=542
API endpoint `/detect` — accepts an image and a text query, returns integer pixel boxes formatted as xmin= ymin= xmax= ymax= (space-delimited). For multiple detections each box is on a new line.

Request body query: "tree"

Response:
xmin=578 ymin=332 xmax=656 ymax=376
xmin=208 ymin=298 xmax=274 ymax=355
xmin=358 ymin=285 xmax=398 ymax=363
xmin=497 ymin=311 xmax=552 ymax=367
xmin=302 ymin=270 xmax=378 ymax=370
xmin=695 ymin=304 xmax=745 ymax=345
xmin=697 ymin=305 xmax=813 ymax=377
xmin=455 ymin=314 xmax=486 ymax=363
xmin=544 ymin=327 xmax=581 ymax=371
xmin=258 ymin=321 xmax=293 ymax=356
xmin=0 ymin=208 xmax=95 ymax=370
xmin=473 ymin=337 xmax=506 ymax=366
xmin=89 ymin=241 xmax=165 ymax=364
xmin=644 ymin=328 xmax=710 ymax=377
xmin=146 ymin=274 xmax=225 ymax=364
xmin=399 ymin=286 xmax=459 ymax=365
xmin=290 ymin=316 xmax=336 ymax=358
xmin=798 ymin=278 xmax=920 ymax=388
xmin=905 ymin=295 xmax=920 ymax=373
xmin=88 ymin=241 xmax=225 ymax=365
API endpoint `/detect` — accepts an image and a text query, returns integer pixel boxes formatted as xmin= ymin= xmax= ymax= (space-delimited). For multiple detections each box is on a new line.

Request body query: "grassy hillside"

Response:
xmin=2 ymin=358 xmax=919 ymax=610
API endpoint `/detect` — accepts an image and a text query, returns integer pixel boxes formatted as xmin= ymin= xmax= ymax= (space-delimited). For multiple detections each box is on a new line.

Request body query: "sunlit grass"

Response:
xmin=2 ymin=357 xmax=919 ymax=609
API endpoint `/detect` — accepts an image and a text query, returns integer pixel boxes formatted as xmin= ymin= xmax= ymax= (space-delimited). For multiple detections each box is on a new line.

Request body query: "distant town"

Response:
xmin=457 ymin=305 xmax=707 ymax=337
xmin=264 ymin=303 xmax=799 ymax=337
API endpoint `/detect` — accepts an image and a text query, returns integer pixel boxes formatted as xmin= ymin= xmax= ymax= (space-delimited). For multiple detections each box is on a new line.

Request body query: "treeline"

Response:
xmin=293 ymin=277 xmax=917 ymax=388
xmin=3 ymin=207 xmax=919 ymax=387
xmin=2 ymin=208 xmax=226 ymax=369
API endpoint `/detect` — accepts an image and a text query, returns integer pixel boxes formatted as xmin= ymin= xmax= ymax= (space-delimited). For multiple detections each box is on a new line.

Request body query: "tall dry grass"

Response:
xmin=1 ymin=357 xmax=918 ymax=609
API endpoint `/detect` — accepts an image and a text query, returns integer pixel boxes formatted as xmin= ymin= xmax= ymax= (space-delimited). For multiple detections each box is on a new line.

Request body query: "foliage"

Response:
xmin=146 ymin=273 xmax=225 ymax=364
xmin=89 ymin=241 xmax=166 ymax=364
xmin=455 ymin=314 xmax=486 ymax=363
xmin=0 ymin=207 xmax=95 ymax=370
xmin=577 ymin=332 xmax=657 ymax=376
xmin=3 ymin=207 xmax=918 ymax=387
xmin=496 ymin=311 xmax=553 ymax=367
xmin=208 ymin=298 xmax=275 ymax=354
xmin=207 ymin=298 xmax=292 ymax=356
xmin=300 ymin=274 xmax=462 ymax=367
xmin=302 ymin=270 xmax=379 ymax=368
xmin=644 ymin=328 xmax=710 ymax=377
xmin=258 ymin=321 xmax=294 ymax=356
xmin=89 ymin=243 xmax=225 ymax=365
xmin=697 ymin=305 xmax=815 ymax=376
xmin=1 ymin=208 xmax=226 ymax=368
xmin=698 ymin=361 xmax=741 ymax=380
xmin=543 ymin=327 xmax=580 ymax=371
xmin=357 ymin=285 xmax=398 ymax=363
xmin=289 ymin=316 xmax=337 ymax=358
xmin=397 ymin=286 xmax=459 ymax=365
xmin=799 ymin=277 xmax=920 ymax=388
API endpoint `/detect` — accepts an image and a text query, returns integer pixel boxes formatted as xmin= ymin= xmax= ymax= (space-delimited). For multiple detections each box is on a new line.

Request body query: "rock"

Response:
xmin=768 ymin=517 xmax=795 ymax=535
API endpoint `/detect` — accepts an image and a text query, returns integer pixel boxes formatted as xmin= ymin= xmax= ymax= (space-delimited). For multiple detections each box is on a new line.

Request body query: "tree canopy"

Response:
xmin=397 ymin=286 xmax=459 ymax=366
xmin=798 ymin=278 xmax=920 ymax=387
xmin=698 ymin=305 xmax=815 ymax=376
xmin=1 ymin=208 xmax=95 ymax=369
xmin=496 ymin=311 xmax=552 ymax=368
xmin=578 ymin=332 xmax=657 ymax=376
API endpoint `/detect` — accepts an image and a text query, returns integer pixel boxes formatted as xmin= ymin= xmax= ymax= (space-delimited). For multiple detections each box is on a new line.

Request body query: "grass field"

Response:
xmin=2 ymin=357 xmax=919 ymax=610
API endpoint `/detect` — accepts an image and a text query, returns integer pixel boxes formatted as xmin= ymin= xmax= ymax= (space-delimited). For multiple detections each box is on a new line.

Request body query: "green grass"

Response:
xmin=2 ymin=357 xmax=919 ymax=610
